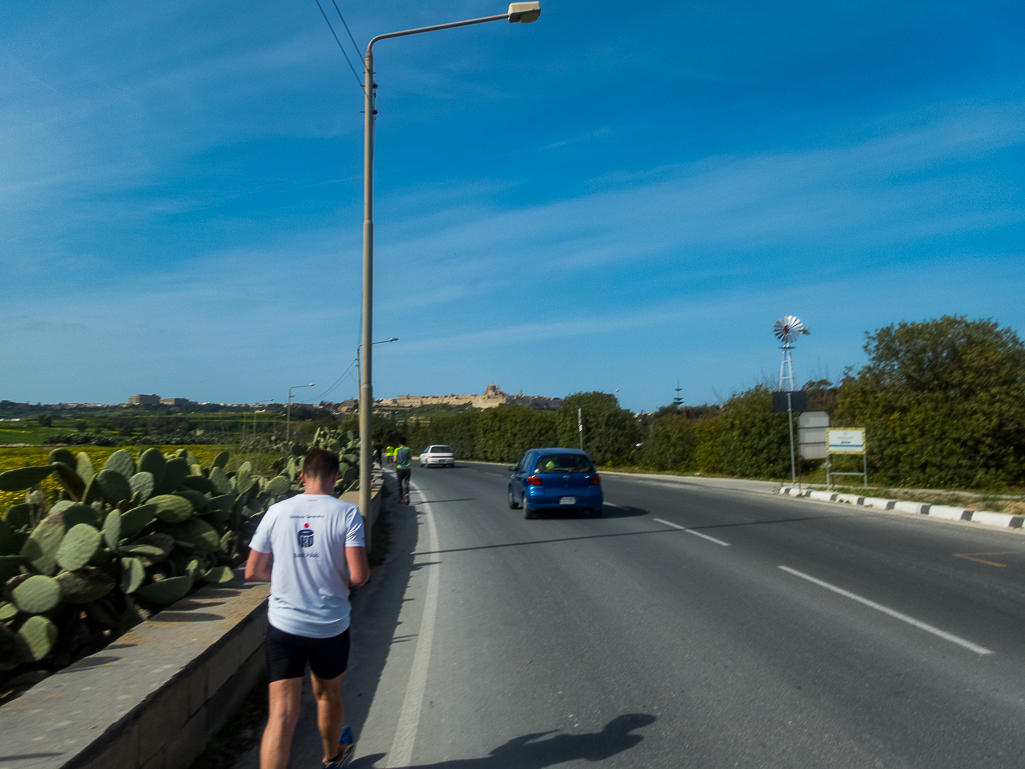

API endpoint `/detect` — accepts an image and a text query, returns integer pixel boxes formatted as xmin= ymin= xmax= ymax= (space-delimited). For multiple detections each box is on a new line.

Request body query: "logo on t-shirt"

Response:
xmin=297 ymin=523 xmax=314 ymax=548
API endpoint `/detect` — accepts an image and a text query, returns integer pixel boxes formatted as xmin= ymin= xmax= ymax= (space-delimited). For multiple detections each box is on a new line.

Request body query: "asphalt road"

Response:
xmin=233 ymin=462 xmax=1025 ymax=768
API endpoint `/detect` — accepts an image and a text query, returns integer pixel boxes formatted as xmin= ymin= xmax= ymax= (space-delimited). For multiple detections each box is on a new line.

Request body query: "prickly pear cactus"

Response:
xmin=0 ymin=446 xmax=283 ymax=683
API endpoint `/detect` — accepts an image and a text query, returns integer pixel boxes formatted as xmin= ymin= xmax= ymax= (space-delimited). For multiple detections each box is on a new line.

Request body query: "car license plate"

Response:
xmin=559 ymin=496 xmax=576 ymax=505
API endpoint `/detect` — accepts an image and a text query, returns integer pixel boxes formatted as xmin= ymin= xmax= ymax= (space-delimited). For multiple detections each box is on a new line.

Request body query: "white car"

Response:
xmin=419 ymin=444 xmax=455 ymax=468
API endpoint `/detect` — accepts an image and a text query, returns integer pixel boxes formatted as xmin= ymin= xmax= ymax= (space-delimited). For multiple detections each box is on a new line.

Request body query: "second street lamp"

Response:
xmin=355 ymin=337 xmax=398 ymax=398
xmin=358 ymin=2 xmax=541 ymax=522
xmin=287 ymin=383 xmax=315 ymax=441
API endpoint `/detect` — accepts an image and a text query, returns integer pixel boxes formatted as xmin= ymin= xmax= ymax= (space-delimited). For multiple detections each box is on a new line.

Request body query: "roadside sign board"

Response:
xmin=798 ymin=411 xmax=829 ymax=460
xmin=826 ymin=428 xmax=866 ymax=455
xmin=772 ymin=391 xmax=808 ymax=414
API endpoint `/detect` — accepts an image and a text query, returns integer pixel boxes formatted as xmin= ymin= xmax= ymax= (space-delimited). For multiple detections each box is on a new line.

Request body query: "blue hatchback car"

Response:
xmin=508 ymin=447 xmax=603 ymax=519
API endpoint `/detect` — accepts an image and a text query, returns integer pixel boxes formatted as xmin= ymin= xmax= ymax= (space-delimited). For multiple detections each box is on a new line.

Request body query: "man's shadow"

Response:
xmin=352 ymin=713 xmax=656 ymax=769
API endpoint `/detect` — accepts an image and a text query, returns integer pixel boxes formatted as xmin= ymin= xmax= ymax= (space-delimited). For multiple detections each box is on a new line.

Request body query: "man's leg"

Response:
xmin=311 ymin=673 xmax=345 ymax=763
xmin=260 ymin=678 xmax=303 ymax=769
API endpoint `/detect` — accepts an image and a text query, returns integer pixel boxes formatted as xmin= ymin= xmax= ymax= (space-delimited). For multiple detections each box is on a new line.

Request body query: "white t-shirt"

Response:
xmin=249 ymin=493 xmax=365 ymax=638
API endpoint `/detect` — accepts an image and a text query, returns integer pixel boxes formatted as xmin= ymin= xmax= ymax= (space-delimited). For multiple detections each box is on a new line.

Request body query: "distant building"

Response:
xmin=129 ymin=394 xmax=160 ymax=406
xmin=160 ymin=398 xmax=195 ymax=408
xmin=379 ymin=383 xmax=561 ymax=411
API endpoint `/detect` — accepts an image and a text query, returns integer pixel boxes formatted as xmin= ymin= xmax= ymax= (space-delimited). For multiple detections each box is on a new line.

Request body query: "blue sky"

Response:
xmin=3 ymin=1 xmax=1023 ymax=413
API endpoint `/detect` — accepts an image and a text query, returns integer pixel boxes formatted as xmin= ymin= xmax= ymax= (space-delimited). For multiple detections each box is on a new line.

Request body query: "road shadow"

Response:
xmin=342 ymin=471 xmax=427 ymax=739
xmin=351 ymin=713 xmax=656 ymax=769
xmin=531 ymin=504 xmax=647 ymax=520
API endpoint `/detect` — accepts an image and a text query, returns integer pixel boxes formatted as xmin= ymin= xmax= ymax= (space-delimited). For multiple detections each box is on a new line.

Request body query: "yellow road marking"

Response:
xmin=953 ymin=552 xmax=1017 ymax=567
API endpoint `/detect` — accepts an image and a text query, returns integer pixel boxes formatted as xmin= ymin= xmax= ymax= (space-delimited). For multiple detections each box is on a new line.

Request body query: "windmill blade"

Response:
xmin=774 ymin=315 xmax=805 ymax=344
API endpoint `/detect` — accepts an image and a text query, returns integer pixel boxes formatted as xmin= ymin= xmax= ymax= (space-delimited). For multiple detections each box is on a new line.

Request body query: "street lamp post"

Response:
xmin=358 ymin=2 xmax=541 ymax=522
xmin=287 ymin=383 xmax=315 ymax=441
xmin=355 ymin=337 xmax=398 ymax=397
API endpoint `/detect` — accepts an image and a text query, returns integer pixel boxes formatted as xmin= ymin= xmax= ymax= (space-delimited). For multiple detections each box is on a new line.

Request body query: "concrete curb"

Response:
xmin=779 ymin=487 xmax=1024 ymax=530
xmin=0 ymin=571 xmax=271 ymax=769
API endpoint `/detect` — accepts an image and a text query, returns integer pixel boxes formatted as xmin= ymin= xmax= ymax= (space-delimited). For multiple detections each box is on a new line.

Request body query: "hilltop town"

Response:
xmin=0 ymin=383 xmax=561 ymax=419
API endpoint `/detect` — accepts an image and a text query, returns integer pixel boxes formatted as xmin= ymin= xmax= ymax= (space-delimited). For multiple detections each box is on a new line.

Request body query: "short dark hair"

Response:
xmin=303 ymin=448 xmax=340 ymax=480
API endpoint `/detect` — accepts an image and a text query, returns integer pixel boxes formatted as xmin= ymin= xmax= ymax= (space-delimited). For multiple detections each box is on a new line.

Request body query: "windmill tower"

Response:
xmin=774 ymin=315 xmax=810 ymax=391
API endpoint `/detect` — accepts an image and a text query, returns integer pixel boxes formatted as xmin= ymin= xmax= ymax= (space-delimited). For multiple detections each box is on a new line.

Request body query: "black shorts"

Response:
xmin=265 ymin=624 xmax=350 ymax=682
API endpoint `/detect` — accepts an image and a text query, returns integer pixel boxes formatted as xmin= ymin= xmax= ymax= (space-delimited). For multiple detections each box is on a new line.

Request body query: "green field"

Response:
xmin=0 ymin=443 xmax=281 ymax=512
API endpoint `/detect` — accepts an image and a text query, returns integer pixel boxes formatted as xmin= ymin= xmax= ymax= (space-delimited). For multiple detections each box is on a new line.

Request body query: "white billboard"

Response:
xmin=826 ymin=428 xmax=866 ymax=455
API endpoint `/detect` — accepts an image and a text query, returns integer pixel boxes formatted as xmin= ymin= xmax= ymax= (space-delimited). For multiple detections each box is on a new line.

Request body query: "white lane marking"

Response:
xmin=388 ymin=485 xmax=442 ymax=766
xmin=653 ymin=517 xmax=730 ymax=547
xmin=778 ymin=566 xmax=994 ymax=656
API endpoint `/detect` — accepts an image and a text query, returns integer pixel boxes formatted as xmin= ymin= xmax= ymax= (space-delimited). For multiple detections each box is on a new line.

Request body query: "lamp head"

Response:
xmin=508 ymin=2 xmax=541 ymax=23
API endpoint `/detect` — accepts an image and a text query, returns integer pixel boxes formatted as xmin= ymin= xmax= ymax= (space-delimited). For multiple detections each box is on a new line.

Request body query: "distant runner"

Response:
xmin=395 ymin=440 xmax=412 ymax=505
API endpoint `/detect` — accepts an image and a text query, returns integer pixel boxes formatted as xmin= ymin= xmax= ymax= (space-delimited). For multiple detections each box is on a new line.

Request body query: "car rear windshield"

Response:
xmin=533 ymin=454 xmax=594 ymax=473
xmin=431 ymin=446 xmax=452 ymax=453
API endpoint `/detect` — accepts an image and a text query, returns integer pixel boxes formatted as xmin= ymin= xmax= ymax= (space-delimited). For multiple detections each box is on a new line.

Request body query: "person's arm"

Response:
xmin=345 ymin=546 xmax=370 ymax=587
xmin=245 ymin=548 xmax=273 ymax=582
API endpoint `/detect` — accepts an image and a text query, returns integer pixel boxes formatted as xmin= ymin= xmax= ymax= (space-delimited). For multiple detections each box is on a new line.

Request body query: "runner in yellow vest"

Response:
xmin=395 ymin=441 xmax=412 ymax=504
xmin=385 ymin=445 xmax=395 ymax=468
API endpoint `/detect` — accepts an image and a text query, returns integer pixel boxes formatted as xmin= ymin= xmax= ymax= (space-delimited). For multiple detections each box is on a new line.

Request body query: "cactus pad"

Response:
xmin=21 ymin=512 xmax=66 ymax=575
xmin=48 ymin=448 xmax=77 ymax=468
xmin=157 ymin=458 xmax=189 ymax=494
xmin=63 ymin=504 xmax=98 ymax=530
xmin=182 ymin=475 xmax=215 ymax=494
xmin=265 ymin=475 xmax=290 ymax=498
xmin=56 ymin=524 xmax=102 ymax=571
xmin=17 ymin=615 xmax=58 ymax=661
xmin=75 ymin=452 xmax=95 ymax=484
xmin=209 ymin=467 xmax=232 ymax=495
xmin=129 ymin=471 xmax=155 ymax=502
xmin=56 ymin=567 xmax=114 ymax=604
xmin=212 ymin=451 xmax=230 ymax=469
xmin=0 ymin=555 xmax=23 ymax=583
xmin=95 ymin=469 xmax=132 ymax=505
xmin=138 ymin=448 xmax=166 ymax=486
xmin=120 ymin=557 xmax=144 ymax=594
xmin=102 ymin=509 xmax=122 ymax=551
xmin=102 ymin=449 xmax=136 ymax=479
xmin=120 ymin=504 xmax=156 ymax=539
xmin=136 ymin=575 xmax=192 ymax=605
xmin=150 ymin=494 xmax=194 ymax=522
xmin=0 ymin=465 xmax=58 ymax=492
xmin=4 ymin=504 xmax=32 ymax=531
xmin=170 ymin=518 xmax=220 ymax=553
xmin=174 ymin=489 xmax=208 ymax=512
xmin=12 ymin=575 xmax=62 ymax=614
xmin=203 ymin=565 xmax=235 ymax=584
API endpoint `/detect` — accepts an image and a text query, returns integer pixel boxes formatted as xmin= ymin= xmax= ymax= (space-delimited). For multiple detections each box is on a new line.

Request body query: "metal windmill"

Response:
xmin=774 ymin=315 xmax=810 ymax=391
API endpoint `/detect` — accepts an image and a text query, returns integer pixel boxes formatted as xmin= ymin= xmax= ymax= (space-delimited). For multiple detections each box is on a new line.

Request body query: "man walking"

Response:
xmin=245 ymin=448 xmax=370 ymax=769
xmin=395 ymin=440 xmax=412 ymax=505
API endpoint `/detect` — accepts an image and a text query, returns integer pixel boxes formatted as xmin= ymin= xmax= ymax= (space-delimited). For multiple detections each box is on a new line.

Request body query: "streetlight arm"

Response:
xmin=366 ymin=3 xmax=539 ymax=53
xmin=368 ymin=13 xmax=510 ymax=52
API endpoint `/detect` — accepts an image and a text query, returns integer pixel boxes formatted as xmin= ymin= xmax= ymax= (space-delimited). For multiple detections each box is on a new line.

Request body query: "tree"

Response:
xmin=713 ymin=387 xmax=792 ymax=479
xmin=638 ymin=412 xmax=698 ymax=471
xmin=834 ymin=316 xmax=1025 ymax=488
xmin=557 ymin=392 xmax=638 ymax=465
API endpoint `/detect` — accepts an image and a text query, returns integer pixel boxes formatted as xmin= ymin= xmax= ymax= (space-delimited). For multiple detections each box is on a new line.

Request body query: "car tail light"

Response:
xmin=527 ymin=474 xmax=543 ymax=486
xmin=590 ymin=474 xmax=601 ymax=485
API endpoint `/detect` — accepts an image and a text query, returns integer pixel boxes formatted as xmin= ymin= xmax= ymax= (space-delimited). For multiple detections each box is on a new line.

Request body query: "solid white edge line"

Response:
xmin=778 ymin=566 xmax=993 ymax=656
xmin=653 ymin=517 xmax=730 ymax=547
xmin=387 ymin=485 xmax=442 ymax=766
